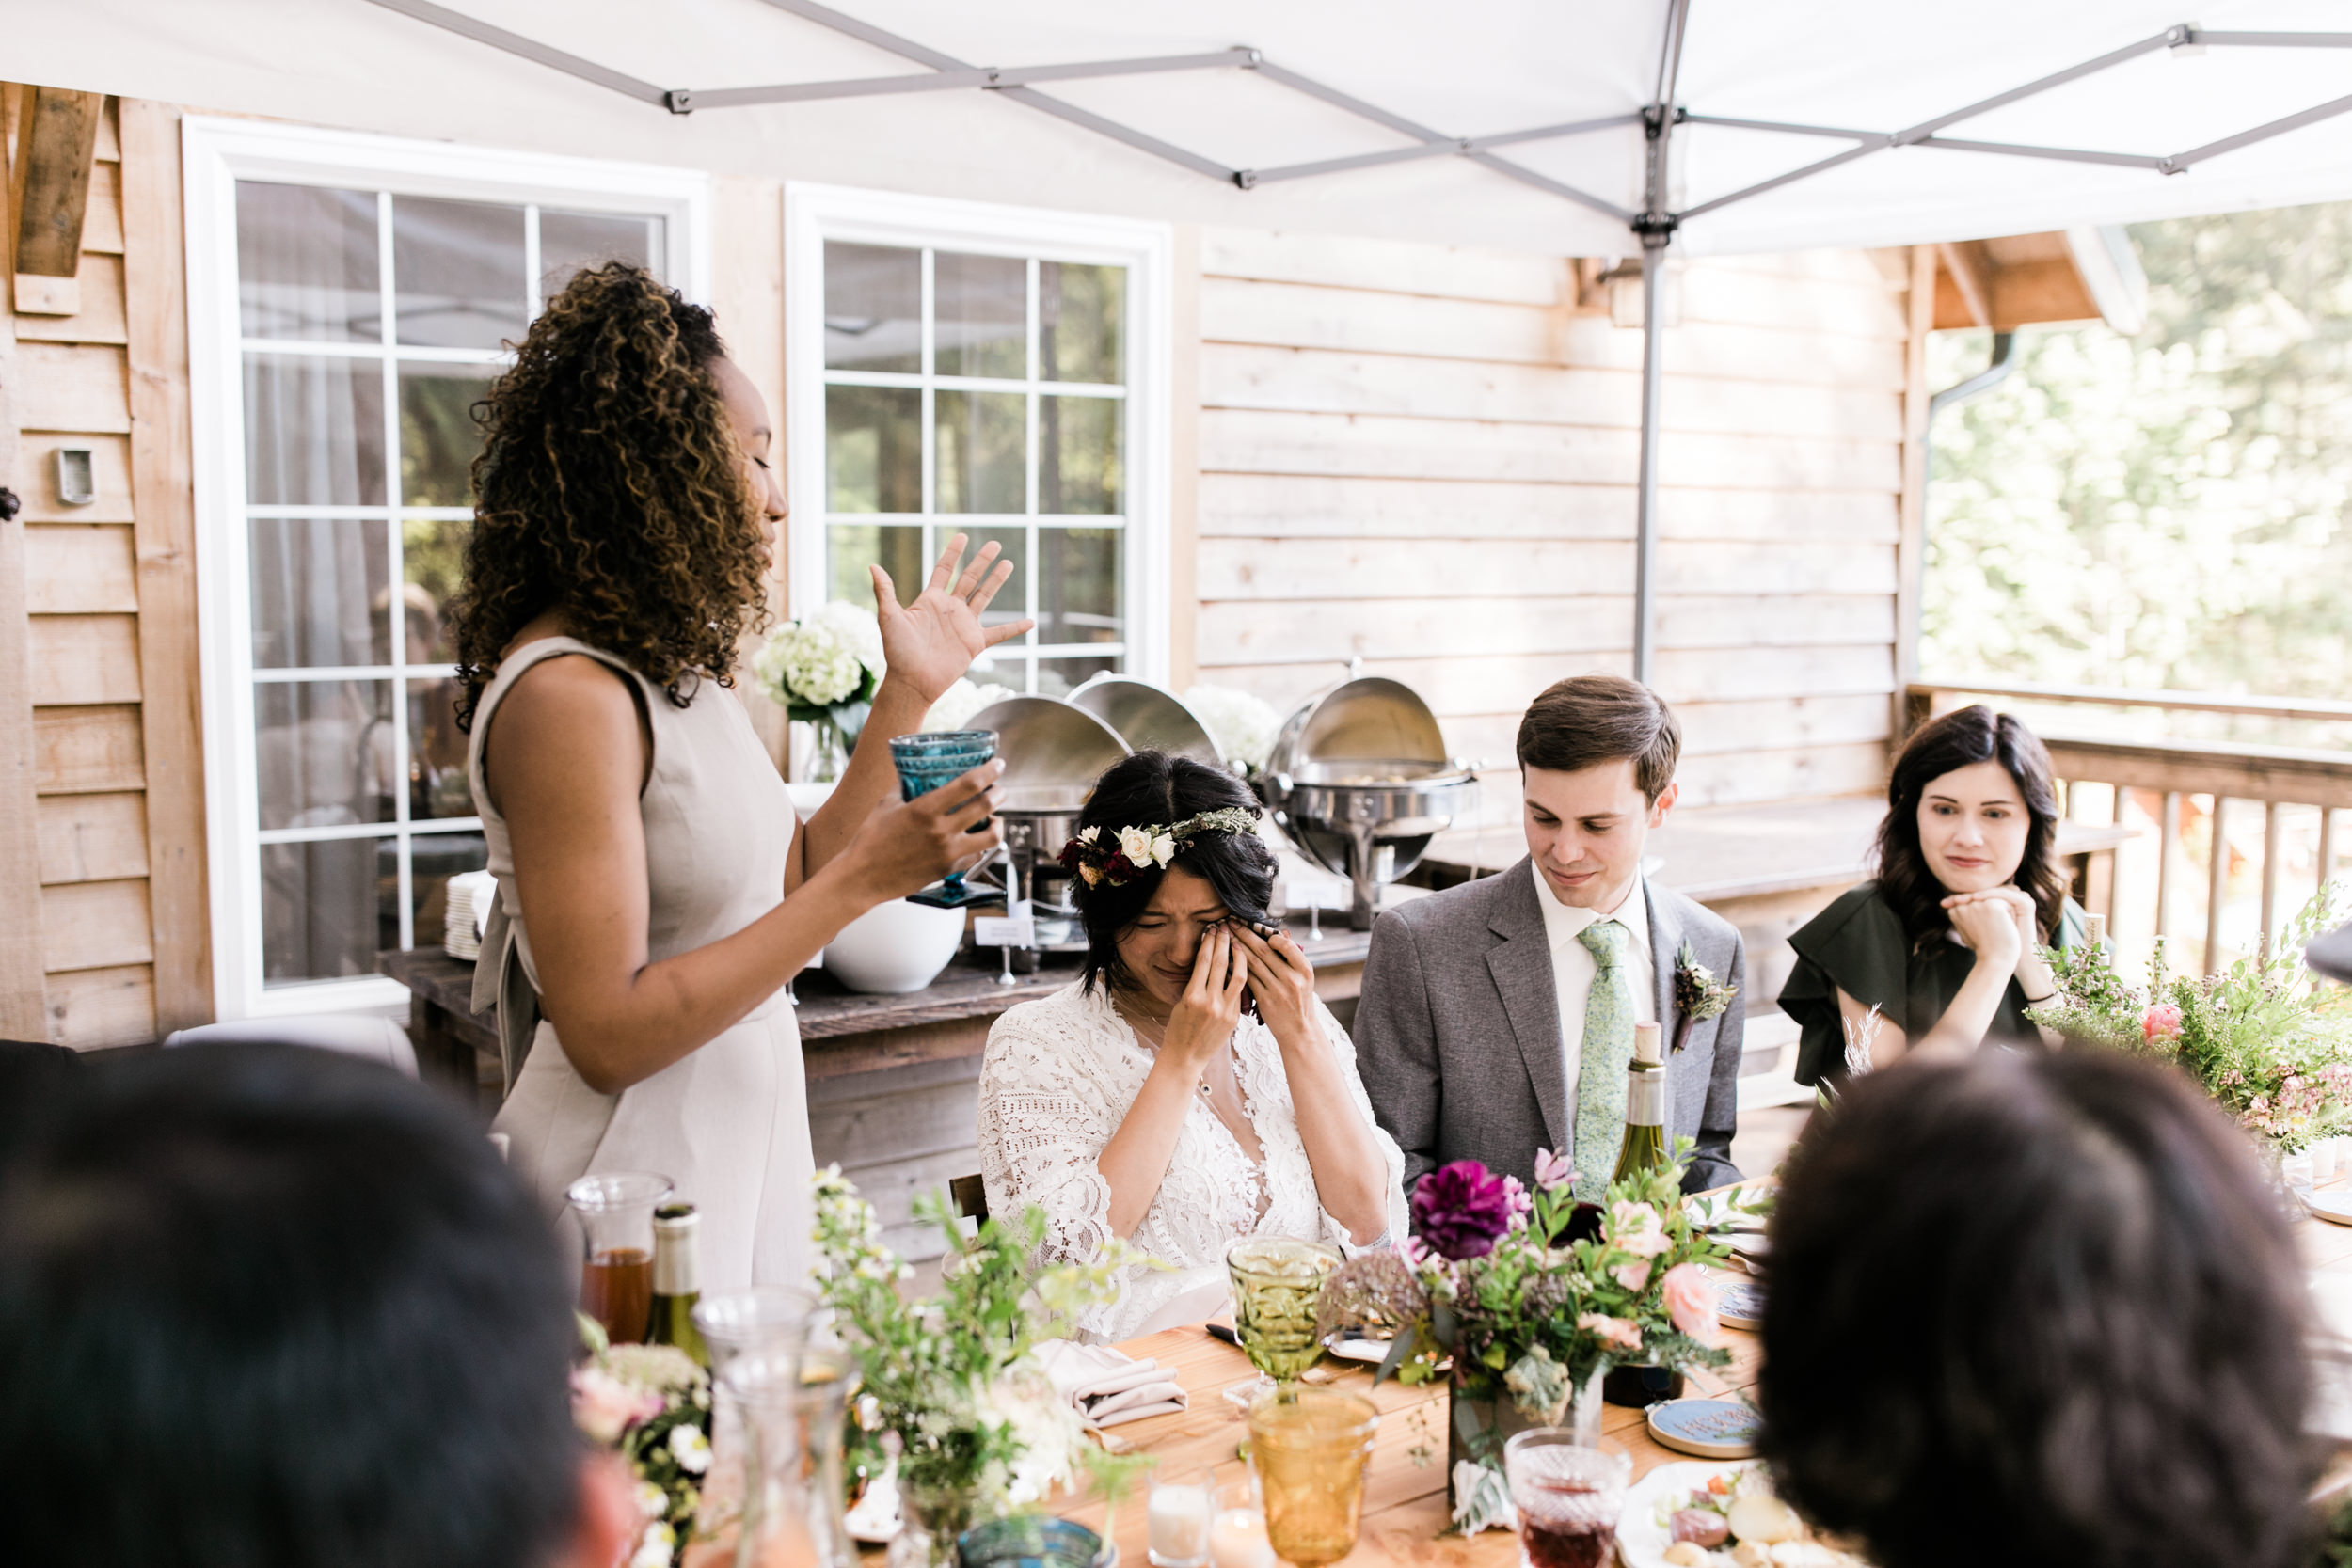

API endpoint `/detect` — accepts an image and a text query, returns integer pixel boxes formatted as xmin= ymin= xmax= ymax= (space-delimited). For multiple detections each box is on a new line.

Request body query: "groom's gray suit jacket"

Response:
xmin=1354 ymin=859 xmax=1746 ymax=1198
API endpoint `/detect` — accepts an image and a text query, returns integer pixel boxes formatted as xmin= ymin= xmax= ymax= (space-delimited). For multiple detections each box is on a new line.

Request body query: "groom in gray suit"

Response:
xmin=1357 ymin=675 xmax=1745 ymax=1198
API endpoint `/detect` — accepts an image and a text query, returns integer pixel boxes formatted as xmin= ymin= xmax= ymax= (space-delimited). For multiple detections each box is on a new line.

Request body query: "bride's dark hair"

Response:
xmin=1072 ymin=752 xmax=1276 ymax=996
xmin=1875 ymin=705 xmax=2069 ymax=950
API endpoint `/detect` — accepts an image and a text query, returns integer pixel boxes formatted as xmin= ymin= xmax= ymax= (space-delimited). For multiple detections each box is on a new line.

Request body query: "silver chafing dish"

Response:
xmin=1069 ymin=675 xmax=1225 ymax=768
xmin=968 ymin=694 xmax=1131 ymax=957
xmin=1257 ymin=676 xmax=1479 ymax=929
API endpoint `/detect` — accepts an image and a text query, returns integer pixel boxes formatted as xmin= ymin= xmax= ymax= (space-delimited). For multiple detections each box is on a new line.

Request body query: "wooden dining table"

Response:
xmin=1050 ymin=1281 xmax=1765 ymax=1567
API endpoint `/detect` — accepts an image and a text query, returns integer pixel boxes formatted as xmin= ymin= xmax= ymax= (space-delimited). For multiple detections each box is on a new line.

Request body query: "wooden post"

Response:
xmin=1891 ymin=246 xmax=1936 ymax=747
xmin=2206 ymin=796 xmax=2231 ymax=976
xmin=2322 ymin=808 xmax=2339 ymax=894
xmin=119 ymin=99 xmax=211 ymax=1032
xmin=2260 ymin=800 xmax=2283 ymax=963
xmin=1167 ymin=223 xmax=1200 ymax=691
xmin=2155 ymin=790 xmax=2181 ymax=958
xmin=9 ymin=87 xmax=104 ymax=316
xmin=0 ymin=85 xmax=54 ymax=1037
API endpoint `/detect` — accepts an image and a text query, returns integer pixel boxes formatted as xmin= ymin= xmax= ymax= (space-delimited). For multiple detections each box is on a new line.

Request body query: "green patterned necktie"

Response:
xmin=1572 ymin=920 xmax=1636 ymax=1198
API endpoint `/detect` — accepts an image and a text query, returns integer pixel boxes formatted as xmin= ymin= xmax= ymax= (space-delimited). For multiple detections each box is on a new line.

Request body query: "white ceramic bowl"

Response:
xmin=821 ymin=898 xmax=966 ymax=994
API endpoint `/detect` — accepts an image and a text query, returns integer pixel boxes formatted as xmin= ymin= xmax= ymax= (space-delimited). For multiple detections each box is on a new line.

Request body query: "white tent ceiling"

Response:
xmin=14 ymin=0 xmax=2352 ymax=259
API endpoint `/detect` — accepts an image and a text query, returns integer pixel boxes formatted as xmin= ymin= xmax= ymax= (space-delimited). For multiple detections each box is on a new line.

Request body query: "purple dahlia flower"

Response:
xmin=1410 ymin=1160 xmax=1513 ymax=1260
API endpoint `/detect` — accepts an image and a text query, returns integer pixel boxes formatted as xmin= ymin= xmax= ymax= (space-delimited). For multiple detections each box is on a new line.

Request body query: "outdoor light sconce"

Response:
xmin=55 ymin=446 xmax=97 ymax=507
xmin=1598 ymin=259 xmax=1682 ymax=331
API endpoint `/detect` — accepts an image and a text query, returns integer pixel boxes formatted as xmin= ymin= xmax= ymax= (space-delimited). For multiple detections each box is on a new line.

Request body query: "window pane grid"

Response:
xmin=238 ymin=182 xmax=660 ymax=986
xmin=819 ymin=239 xmax=1128 ymax=696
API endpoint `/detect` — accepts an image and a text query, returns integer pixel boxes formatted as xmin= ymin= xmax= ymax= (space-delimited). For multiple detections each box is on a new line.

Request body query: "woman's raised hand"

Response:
xmin=1231 ymin=921 xmax=1318 ymax=1048
xmin=839 ymin=759 xmax=1004 ymax=901
xmin=1163 ymin=925 xmax=1248 ymax=1073
xmin=1944 ymin=889 xmax=2025 ymax=970
xmin=870 ymin=533 xmax=1036 ymax=705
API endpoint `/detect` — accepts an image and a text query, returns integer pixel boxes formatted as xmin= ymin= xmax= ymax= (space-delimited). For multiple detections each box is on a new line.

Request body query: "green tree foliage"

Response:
xmin=1925 ymin=201 xmax=2352 ymax=695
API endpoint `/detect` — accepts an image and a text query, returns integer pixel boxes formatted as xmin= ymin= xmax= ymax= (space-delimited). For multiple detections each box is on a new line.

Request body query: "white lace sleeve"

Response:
xmin=977 ymin=997 xmax=1119 ymax=1267
xmin=1311 ymin=997 xmax=1411 ymax=1254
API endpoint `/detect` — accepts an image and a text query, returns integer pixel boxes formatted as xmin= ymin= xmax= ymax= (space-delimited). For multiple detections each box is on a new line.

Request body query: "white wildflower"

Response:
xmin=629 ymin=1521 xmax=675 ymax=1568
xmin=1183 ymin=684 xmax=1281 ymax=774
xmin=666 ymin=1422 xmax=711 ymax=1475
xmin=634 ymin=1480 xmax=669 ymax=1521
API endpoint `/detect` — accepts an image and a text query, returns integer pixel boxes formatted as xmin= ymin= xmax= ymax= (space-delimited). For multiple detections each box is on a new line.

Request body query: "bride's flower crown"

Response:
xmin=1057 ymin=805 xmax=1263 ymax=889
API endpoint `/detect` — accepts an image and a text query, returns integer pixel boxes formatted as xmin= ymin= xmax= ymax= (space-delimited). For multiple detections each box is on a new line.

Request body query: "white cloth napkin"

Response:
xmin=1032 ymin=1338 xmax=1188 ymax=1427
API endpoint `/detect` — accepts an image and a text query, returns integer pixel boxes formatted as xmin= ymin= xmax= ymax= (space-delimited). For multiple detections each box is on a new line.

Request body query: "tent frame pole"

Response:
xmin=1630 ymin=0 xmax=1689 ymax=688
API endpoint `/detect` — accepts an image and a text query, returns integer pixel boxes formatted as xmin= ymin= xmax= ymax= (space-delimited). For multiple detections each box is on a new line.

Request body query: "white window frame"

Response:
xmin=183 ymin=116 xmax=711 ymax=1022
xmin=783 ymin=182 xmax=1172 ymax=690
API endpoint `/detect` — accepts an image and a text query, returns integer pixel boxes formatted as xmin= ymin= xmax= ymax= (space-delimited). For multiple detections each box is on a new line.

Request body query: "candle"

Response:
xmin=1207 ymin=1506 xmax=1276 ymax=1568
xmin=1148 ymin=1480 xmax=1214 ymax=1567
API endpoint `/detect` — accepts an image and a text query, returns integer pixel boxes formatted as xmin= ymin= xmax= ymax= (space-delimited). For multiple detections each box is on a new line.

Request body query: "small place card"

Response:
xmin=975 ymin=902 xmax=1036 ymax=949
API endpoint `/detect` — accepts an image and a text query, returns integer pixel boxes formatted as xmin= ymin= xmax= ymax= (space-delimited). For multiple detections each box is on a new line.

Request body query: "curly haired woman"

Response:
xmin=454 ymin=264 xmax=1024 ymax=1289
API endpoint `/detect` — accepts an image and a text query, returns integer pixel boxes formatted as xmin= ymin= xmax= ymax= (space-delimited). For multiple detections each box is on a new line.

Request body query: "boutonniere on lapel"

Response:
xmin=1671 ymin=942 xmax=1739 ymax=1054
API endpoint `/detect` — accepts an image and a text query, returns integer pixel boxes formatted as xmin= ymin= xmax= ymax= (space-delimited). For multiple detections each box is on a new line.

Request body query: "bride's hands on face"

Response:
xmin=1161 ymin=925 xmax=1248 ymax=1074
xmin=1231 ymin=921 xmax=1317 ymax=1047
xmin=870 ymin=533 xmax=1036 ymax=705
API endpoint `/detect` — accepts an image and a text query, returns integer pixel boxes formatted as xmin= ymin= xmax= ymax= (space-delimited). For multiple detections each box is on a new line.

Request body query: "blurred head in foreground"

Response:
xmin=0 ymin=1043 xmax=635 ymax=1568
xmin=1759 ymin=1048 xmax=2313 ymax=1568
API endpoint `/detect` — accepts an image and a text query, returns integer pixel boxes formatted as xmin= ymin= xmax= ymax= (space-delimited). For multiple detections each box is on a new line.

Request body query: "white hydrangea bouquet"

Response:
xmin=1184 ymin=683 xmax=1282 ymax=777
xmin=752 ymin=600 xmax=887 ymax=779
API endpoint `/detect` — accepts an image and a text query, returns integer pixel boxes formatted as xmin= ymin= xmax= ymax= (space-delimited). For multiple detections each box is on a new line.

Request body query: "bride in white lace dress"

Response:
xmin=978 ymin=753 xmax=1407 ymax=1340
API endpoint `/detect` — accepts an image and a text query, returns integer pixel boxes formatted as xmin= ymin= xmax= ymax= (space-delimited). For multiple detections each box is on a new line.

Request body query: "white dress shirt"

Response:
xmin=1529 ymin=861 xmax=1657 ymax=1156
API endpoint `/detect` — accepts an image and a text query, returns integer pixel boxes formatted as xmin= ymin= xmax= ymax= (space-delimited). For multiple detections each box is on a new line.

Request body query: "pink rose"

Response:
xmin=1534 ymin=1148 xmax=1576 ymax=1189
xmin=2143 ymin=1004 xmax=2184 ymax=1043
xmin=1578 ymin=1312 xmax=1643 ymax=1353
xmin=571 ymin=1366 xmax=663 ymax=1446
xmin=1661 ymin=1263 xmax=1718 ymax=1342
xmin=1611 ymin=1259 xmax=1654 ymax=1291
xmin=1609 ymin=1201 xmax=1671 ymax=1258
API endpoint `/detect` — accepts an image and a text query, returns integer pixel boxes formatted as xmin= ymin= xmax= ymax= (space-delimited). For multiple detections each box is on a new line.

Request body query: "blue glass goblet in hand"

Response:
xmin=889 ymin=730 xmax=1001 ymax=909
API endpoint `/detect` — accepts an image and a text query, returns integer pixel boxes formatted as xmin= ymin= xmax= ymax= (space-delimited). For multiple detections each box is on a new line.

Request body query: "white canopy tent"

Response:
xmin=17 ymin=0 xmax=2352 ymax=671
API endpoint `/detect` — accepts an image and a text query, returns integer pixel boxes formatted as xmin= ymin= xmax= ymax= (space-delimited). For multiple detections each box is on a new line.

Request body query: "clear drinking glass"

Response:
xmin=1502 ymin=1430 xmax=1632 ymax=1568
xmin=1245 ymin=1387 xmax=1378 ymax=1568
xmin=722 ymin=1350 xmax=820 ymax=1568
xmin=888 ymin=730 xmax=999 ymax=908
xmin=1222 ymin=1236 xmax=1342 ymax=1409
xmin=565 ymin=1172 xmax=673 ymax=1345
xmin=692 ymin=1287 xmax=822 ymax=1545
xmin=1207 ymin=1475 xmax=1275 ymax=1568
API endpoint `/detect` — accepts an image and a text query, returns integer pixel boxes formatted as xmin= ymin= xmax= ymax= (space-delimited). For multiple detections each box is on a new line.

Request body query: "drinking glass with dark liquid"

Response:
xmin=566 ymin=1171 xmax=675 ymax=1344
xmin=1503 ymin=1430 xmax=1631 ymax=1568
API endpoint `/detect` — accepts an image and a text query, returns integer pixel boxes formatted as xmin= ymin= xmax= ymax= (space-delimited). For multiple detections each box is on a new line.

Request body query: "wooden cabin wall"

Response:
xmin=1187 ymin=229 xmax=1911 ymax=829
xmin=2 ymin=93 xmax=206 ymax=1048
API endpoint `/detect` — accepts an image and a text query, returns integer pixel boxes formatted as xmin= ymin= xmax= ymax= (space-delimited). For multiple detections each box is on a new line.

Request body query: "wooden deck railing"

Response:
xmin=1909 ymin=681 xmax=2352 ymax=975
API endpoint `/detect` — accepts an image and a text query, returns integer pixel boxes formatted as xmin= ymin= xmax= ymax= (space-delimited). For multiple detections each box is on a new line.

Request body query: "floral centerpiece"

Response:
xmin=571 ymin=1319 xmax=713 ymax=1568
xmin=1318 ymin=1144 xmax=1755 ymax=1534
xmin=920 ymin=675 xmax=1020 ymax=735
xmin=751 ymin=600 xmax=886 ymax=780
xmin=812 ymin=1167 xmax=1138 ymax=1567
xmin=2031 ymin=888 xmax=2352 ymax=1151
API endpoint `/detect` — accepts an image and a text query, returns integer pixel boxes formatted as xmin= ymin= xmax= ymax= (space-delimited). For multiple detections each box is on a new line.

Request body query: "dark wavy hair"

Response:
xmin=1072 ymin=752 xmax=1277 ymax=996
xmin=1876 ymin=705 xmax=2069 ymax=949
xmin=450 ymin=263 xmax=767 ymax=731
xmin=1758 ymin=1048 xmax=2313 ymax=1568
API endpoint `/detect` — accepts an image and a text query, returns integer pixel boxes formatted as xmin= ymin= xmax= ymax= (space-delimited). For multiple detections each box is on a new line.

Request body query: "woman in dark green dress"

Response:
xmin=1782 ymin=705 xmax=2087 ymax=1087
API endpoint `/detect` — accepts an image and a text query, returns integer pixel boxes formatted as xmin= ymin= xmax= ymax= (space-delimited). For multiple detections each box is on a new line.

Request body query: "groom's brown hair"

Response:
xmin=1517 ymin=674 xmax=1680 ymax=800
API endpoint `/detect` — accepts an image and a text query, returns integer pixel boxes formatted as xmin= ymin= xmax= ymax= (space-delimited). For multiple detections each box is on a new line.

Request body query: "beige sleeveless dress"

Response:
xmin=468 ymin=636 xmax=813 ymax=1291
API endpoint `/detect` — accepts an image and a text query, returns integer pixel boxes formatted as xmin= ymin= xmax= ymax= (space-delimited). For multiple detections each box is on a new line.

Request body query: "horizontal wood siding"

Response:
xmin=1192 ymin=229 xmax=1911 ymax=816
xmin=9 ymin=95 xmax=167 ymax=1046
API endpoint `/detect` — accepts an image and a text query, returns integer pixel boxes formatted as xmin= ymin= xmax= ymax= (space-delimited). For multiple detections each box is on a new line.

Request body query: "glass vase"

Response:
xmin=889 ymin=1479 xmax=977 ymax=1568
xmin=802 ymin=718 xmax=848 ymax=784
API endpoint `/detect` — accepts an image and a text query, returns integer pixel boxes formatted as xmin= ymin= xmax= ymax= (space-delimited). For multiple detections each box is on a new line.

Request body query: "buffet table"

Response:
xmin=379 ymin=911 xmax=1375 ymax=1111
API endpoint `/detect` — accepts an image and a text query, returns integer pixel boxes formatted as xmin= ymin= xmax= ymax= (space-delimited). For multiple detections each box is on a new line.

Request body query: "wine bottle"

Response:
xmin=1610 ymin=1021 xmax=1669 ymax=1184
xmin=648 ymin=1201 xmax=709 ymax=1366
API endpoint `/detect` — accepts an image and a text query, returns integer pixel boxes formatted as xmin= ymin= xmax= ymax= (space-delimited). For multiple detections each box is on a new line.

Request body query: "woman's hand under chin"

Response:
xmin=868 ymin=532 xmax=1036 ymax=705
xmin=1943 ymin=888 xmax=2025 ymax=971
